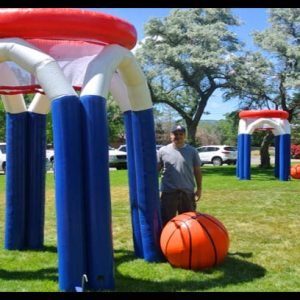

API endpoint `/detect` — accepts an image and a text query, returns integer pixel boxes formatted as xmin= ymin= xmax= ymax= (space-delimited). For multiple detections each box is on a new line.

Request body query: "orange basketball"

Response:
xmin=160 ymin=212 xmax=229 ymax=270
xmin=290 ymin=164 xmax=300 ymax=179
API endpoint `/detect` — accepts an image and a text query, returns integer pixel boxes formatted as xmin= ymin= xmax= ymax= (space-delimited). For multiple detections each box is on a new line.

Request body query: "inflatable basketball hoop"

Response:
xmin=237 ymin=109 xmax=291 ymax=181
xmin=0 ymin=8 xmax=163 ymax=292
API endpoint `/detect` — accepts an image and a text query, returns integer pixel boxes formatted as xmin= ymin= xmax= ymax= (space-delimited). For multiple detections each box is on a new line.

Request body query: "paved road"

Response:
xmin=251 ymin=156 xmax=300 ymax=166
xmin=251 ymin=156 xmax=262 ymax=166
xmin=200 ymin=156 xmax=299 ymax=167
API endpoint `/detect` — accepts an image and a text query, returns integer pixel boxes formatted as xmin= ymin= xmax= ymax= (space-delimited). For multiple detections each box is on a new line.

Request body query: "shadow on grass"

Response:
xmin=0 ymin=267 xmax=57 ymax=282
xmin=113 ymin=249 xmax=266 ymax=292
xmin=202 ymin=166 xmax=276 ymax=180
xmin=0 ymin=246 xmax=58 ymax=284
xmin=42 ymin=245 xmax=57 ymax=253
xmin=0 ymin=249 xmax=265 ymax=292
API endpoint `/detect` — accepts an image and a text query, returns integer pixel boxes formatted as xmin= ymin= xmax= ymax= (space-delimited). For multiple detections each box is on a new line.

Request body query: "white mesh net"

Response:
xmin=0 ymin=38 xmax=106 ymax=94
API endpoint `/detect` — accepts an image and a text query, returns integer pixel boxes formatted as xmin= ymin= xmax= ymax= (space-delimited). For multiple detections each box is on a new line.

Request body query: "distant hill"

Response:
xmin=199 ymin=119 xmax=221 ymax=125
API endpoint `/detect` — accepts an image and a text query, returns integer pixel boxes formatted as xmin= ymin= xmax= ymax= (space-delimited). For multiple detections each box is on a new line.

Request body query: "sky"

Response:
xmin=84 ymin=8 xmax=269 ymax=120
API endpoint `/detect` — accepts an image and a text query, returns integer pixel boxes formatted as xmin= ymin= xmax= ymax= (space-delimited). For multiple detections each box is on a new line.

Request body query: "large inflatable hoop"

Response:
xmin=0 ymin=8 xmax=137 ymax=49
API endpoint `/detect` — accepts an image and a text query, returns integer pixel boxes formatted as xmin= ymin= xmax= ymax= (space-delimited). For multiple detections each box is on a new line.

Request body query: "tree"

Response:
xmin=253 ymin=8 xmax=300 ymax=121
xmin=106 ymin=94 xmax=125 ymax=145
xmin=136 ymin=8 xmax=244 ymax=145
xmin=253 ymin=9 xmax=300 ymax=167
xmin=223 ymin=9 xmax=300 ymax=167
xmin=215 ymin=111 xmax=240 ymax=145
xmin=290 ymin=93 xmax=300 ymax=144
xmin=196 ymin=122 xmax=222 ymax=146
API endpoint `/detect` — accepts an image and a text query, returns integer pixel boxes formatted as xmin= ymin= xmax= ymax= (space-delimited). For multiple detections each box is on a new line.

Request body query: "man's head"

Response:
xmin=170 ymin=125 xmax=186 ymax=147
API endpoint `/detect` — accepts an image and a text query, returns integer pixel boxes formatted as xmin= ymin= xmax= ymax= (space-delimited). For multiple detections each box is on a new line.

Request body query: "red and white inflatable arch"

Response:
xmin=237 ymin=109 xmax=291 ymax=181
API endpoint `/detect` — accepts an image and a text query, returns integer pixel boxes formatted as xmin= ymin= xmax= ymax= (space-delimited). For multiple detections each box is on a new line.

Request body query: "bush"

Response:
xmin=291 ymin=144 xmax=300 ymax=159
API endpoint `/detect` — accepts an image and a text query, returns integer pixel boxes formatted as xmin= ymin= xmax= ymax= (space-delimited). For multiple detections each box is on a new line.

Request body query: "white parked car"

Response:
xmin=118 ymin=144 xmax=164 ymax=153
xmin=197 ymin=145 xmax=237 ymax=166
xmin=117 ymin=144 xmax=127 ymax=153
xmin=109 ymin=146 xmax=127 ymax=169
xmin=46 ymin=146 xmax=128 ymax=170
xmin=0 ymin=142 xmax=52 ymax=173
xmin=46 ymin=147 xmax=55 ymax=169
xmin=0 ymin=142 xmax=6 ymax=173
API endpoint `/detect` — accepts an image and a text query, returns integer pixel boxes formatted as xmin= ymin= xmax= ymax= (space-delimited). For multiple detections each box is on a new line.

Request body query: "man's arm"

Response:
xmin=157 ymin=148 xmax=163 ymax=172
xmin=194 ymin=165 xmax=202 ymax=201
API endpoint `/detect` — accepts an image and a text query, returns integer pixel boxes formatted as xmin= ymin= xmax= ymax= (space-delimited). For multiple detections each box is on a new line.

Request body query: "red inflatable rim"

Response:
xmin=0 ymin=8 xmax=137 ymax=49
xmin=239 ymin=110 xmax=289 ymax=120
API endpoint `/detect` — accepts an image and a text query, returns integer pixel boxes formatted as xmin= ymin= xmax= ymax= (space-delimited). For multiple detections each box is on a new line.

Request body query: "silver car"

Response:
xmin=109 ymin=146 xmax=127 ymax=170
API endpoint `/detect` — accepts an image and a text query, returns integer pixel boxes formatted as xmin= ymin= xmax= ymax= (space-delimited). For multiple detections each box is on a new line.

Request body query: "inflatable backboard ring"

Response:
xmin=239 ymin=110 xmax=289 ymax=120
xmin=0 ymin=8 xmax=138 ymax=95
xmin=0 ymin=8 xmax=137 ymax=49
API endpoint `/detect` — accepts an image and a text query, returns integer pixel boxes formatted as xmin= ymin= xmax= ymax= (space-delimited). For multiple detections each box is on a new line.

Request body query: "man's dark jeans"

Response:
xmin=160 ymin=190 xmax=196 ymax=226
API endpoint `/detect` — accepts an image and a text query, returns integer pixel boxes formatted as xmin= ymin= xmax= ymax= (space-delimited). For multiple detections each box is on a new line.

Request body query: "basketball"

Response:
xmin=290 ymin=164 xmax=300 ymax=179
xmin=160 ymin=212 xmax=229 ymax=270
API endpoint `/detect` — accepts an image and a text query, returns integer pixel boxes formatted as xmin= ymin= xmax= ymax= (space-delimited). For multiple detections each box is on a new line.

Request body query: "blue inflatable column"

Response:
xmin=80 ymin=95 xmax=114 ymax=290
xmin=131 ymin=108 xmax=163 ymax=262
xmin=279 ymin=134 xmax=291 ymax=181
xmin=237 ymin=134 xmax=251 ymax=180
xmin=25 ymin=112 xmax=47 ymax=249
xmin=274 ymin=135 xmax=280 ymax=179
xmin=51 ymin=95 xmax=86 ymax=291
xmin=237 ymin=134 xmax=244 ymax=179
xmin=123 ymin=110 xmax=143 ymax=258
xmin=243 ymin=134 xmax=251 ymax=180
xmin=4 ymin=112 xmax=27 ymax=249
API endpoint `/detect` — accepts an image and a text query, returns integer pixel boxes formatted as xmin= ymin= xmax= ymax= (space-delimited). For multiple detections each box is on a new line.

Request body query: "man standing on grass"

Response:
xmin=157 ymin=124 xmax=203 ymax=226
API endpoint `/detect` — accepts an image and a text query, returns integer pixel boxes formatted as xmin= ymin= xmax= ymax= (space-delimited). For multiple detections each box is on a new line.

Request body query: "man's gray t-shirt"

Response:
xmin=157 ymin=143 xmax=202 ymax=193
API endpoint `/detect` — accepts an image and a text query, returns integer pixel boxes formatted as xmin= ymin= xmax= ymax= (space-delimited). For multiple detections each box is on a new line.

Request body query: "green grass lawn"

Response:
xmin=0 ymin=165 xmax=299 ymax=292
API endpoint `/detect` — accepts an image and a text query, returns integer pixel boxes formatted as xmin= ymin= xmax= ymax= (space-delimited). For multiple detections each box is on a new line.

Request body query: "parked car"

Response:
xmin=109 ymin=146 xmax=127 ymax=169
xmin=46 ymin=146 xmax=128 ymax=170
xmin=197 ymin=145 xmax=237 ymax=166
xmin=117 ymin=144 xmax=127 ymax=153
xmin=118 ymin=144 xmax=164 ymax=153
xmin=0 ymin=142 xmax=6 ymax=173
xmin=46 ymin=147 xmax=55 ymax=170
xmin=0 ymin=142 xmax=52 ymax=173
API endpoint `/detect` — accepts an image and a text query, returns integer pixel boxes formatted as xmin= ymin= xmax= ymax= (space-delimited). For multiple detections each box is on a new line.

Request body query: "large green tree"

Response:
xmin=224 ymin=8 xmax=300 ymax=167
xmin=136 ymin=8 xmax=245 ymax=145
xmin=253 ymin=8 xmax=300 ymax=120
xmin=215 ymin=111 xmax=240 ymax=146
xmin=107 ymin=94 xmax=125 ymax=145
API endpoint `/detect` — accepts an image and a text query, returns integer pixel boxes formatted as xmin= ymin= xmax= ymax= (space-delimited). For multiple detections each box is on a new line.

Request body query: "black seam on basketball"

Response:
xmin=164 ymin=221 xmax=181 ymax=256
xmin=181 ymin=212 xmax=194 ymax=221
xmin=200 ymin=214 xmax=228 ymax=238
xmin=196 ymin=219 xmax=218 ymax=266
xmin=181 ymin=219 xmax=193 ymax=269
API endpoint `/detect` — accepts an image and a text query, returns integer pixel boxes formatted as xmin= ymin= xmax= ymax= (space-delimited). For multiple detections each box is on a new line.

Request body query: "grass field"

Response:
xmin=0 ymin=165 xmax=299 ymax=292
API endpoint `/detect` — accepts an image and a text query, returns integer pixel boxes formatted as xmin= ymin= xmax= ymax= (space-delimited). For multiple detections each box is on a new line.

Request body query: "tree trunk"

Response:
xmin=186 ymin=122 xmax=197 ymax=146
xmin=259 ymin=131 xmax=273 ymax=168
